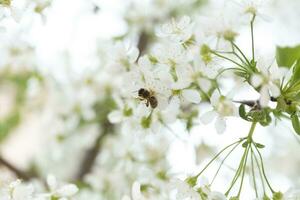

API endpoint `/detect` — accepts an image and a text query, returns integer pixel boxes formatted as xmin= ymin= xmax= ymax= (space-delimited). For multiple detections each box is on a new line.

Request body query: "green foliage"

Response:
xmin=254 ymin=142 xmax=265 ymax=148
xmin=93 ymin=89 xmax=117 ymax=124
xmin=240 ymin=105 xmax=272 ymax=126
xmin=242 ymin=141 xmax=248 ymax=148
xmin=0 ymin=71 xmax=41 ymax=143
xmin=0 ymin=112 xmax=21 ymax=142
xmin=291 ymin=113 xmax=300 ymax=135
xmin=239 ymin=104 xmax=250 ymax=121
xmin=290 ymin=60 xmax=300 ymax=84
xmin=276 ymin=45 xmax=300 ymax=96
xmin=276 ymin=45 xmax=300 ymax=68
xmin=0 ymin=0 xmax=11 ymax=6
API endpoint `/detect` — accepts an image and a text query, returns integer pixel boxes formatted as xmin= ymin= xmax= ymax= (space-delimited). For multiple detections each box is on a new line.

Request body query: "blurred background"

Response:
xmin=0 ymin=0 xmax=299 ymax=199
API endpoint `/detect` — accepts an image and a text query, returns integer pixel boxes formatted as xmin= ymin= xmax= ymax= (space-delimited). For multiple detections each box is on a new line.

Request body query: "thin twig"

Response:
xmin=75 ymin=121 xmax=113 ymax=180
xmin=137 ymin=31 xmax=150 ymax=59
xmin=0 ymin=156 xmax=31 ymax=181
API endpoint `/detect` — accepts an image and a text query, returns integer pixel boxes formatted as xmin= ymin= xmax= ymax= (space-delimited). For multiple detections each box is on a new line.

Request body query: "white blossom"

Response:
xmin=157 ymin=15 xmax=194 ymax=43
xmin=250 ymin=58 xmax=288 ymax=107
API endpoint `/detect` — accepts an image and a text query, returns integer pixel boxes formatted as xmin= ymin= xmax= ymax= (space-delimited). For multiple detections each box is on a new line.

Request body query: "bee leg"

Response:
xmin=146 ymin=101 xmax=149 ymax=107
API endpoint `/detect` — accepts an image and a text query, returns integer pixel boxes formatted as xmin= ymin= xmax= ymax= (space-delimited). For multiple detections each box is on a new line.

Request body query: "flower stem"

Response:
xmin=250 ymin=14 xmax=256 ymax=61
xmin=225 ymin=122 xmax=257 ymax=196
xmin=247 ymin=122 xmax=257 ymax=141
xmin=225 ymin=145 xmax=248 ymax=196
xmin=237 ymin=144 xmax=250 ymax=198
xmin=252 ymin=146 xmax=267 ymax=195
xmin=253 ymin=143 xmax=275 ymax=193
xmin=195 ymin=139 xmax=244 ymax=179
xmin=231 ymin=42 xmax=251 ymax=66
xmin=250 ymin=148 xmax=259 ymax=198
xmin=211 ymin=51 xmax=245 ymax=69
xmin=210 ymin=141 xmax=241 ymax=185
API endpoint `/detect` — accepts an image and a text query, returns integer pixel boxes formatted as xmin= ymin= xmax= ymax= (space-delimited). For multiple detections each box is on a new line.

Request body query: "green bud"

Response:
xmin=123 ymin=106 xmax=133 ymax=117
xmin=245 ymin=6 xmax=257 ymax=16
xmin=157 ymin=171 xmax=167 ymax=180
xmin=141 ymin=115 xmax=151 ymax=129
xmin=51 ymin=196 xmax=59 ymax=200
xmin=223 ymin=30 xmax=238 ymax=42
xmin=200 ymin=44 xmax=212 ymax=64
xmin=149 ymin=55 xmax=158 ymax=64
xmin=263 ymin=195 xmax=271 ymax=200
xmin=140 ymin=184 xmax=151 ymax=192
xmin=272 ymin=191 xmax=284 ymax=200
xmin=183 ymin=35 xmax=195 ymax=47
xmin=185 ymin=176 xmax=197 ymax=187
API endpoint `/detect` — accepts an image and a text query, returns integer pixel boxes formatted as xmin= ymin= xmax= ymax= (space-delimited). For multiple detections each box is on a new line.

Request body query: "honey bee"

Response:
xmin=138 ymin=88 xmax=158 ymax=109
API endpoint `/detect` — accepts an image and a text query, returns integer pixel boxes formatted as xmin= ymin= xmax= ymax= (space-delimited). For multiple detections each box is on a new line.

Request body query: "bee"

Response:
xmin=138 ymin=88 xmax=158 ymax=109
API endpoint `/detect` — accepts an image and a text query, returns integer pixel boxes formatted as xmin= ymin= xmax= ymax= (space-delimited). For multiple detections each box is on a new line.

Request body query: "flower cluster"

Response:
xmin=0 ymin=0 xmax=299 ymax=200
xmin=0 ymin=175 xmax=78 ymax=200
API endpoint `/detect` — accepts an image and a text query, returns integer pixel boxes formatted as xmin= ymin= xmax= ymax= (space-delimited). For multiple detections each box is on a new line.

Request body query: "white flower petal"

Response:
xmin=210 ymin=90 xmax=220 ymax=106
xmin=182 ymin=89 xmax=201 ymax=103
xmin=56 ymin=184 xmax=78 ymax=197
xmin=108 ymin=110 xmax=123 ymax=123
xmin=132 ymin=182 xmax=144 ymax=200
xmin=215 ymin=116 xmax=226 ymax=134
xmin=251 ymin=74 xmax=263 ymax=88
xmin=121 ymin=195 xmax=132 ymax=200
xmin=207 ymin=191 xmax=227 ymax=200
xmin=198 ymin=78 xmax=212 ymax=93
xmin=200 ymin=110 xmax=217 ymax=125
xmin=259 ymin=85 xmax=270 ymax=107
xmin=47 ymin=175 xmax=57 ymax=191
xmin=128 ymin=47 xmax=139 ymax=63
xmin=269 ymin=83 xmax=280 ymax=97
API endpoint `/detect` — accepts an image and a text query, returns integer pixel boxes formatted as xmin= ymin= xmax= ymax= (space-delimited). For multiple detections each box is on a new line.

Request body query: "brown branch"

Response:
xmin=0 ymin=156 xmax=31 ymax=181
xmin=137 ymin=31 xmax=150 ymax=59
xmin=75 ymin=121 xmax=113 ymax=181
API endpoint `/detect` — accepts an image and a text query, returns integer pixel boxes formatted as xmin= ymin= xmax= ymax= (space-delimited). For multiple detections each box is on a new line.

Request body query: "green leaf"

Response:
xmin=291 ymin=114 xmax=300 ymax=135
xmin=255 ymin=142 xmax=265 ymax=148
xmin=239 ymin=104 xmax=249 ymax=121
xmin=291 ymin=59 xmax=300 ymax=84
xmin=276 ymin=45 xmax=300 ymax=68
xmin=242 ymin=141 xmax=248 ymax=148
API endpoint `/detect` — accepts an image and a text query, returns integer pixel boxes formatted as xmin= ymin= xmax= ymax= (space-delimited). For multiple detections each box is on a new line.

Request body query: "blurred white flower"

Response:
xmin=0 ymin=180 xmax=34 ymax=200
xmin=250 ymin=58 xmax=288 ymax=107
xmin=0 ymin=0 xmax=23 ymax=22
xmin=170 ymin=178 xmax=200 ymax=200
xmin=46 ymin=174 xmax=78 ymax=199
xmin=157 ymin=15 xmax=194 ymax=43
xmin=107 ymin=42 xmax=139 ymax=73
xmin=200 ymin=90 xmax=237 ymax=134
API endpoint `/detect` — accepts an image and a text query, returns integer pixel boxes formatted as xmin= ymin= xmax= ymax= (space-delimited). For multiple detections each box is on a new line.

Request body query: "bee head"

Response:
xmin=138 ymin=88 xmax=150 ymax=98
